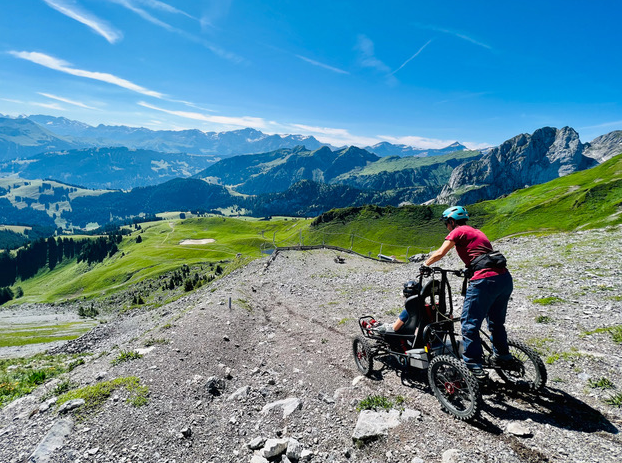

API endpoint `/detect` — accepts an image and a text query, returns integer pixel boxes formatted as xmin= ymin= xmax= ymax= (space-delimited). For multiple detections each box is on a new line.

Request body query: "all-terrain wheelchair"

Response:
xmin=352 ymin=267 xmax=547 ymax=420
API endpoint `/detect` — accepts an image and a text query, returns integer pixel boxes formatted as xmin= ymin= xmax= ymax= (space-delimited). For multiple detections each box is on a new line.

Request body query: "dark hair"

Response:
xmin=455 ymin=219 xmax=468 ymax=226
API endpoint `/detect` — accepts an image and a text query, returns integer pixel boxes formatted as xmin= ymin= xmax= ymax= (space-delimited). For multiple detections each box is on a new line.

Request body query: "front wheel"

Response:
xmin=495 ymin=339 xmax=547 ymax=391
xmin=352 ymin=335 xmax=374 ymax=376
xmin=428 ymin=355 xmax=482 ymax=421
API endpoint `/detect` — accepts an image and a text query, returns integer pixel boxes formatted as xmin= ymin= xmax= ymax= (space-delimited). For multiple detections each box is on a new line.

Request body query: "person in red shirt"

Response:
xmin=424 ymin=206 xmax=514 ymax=381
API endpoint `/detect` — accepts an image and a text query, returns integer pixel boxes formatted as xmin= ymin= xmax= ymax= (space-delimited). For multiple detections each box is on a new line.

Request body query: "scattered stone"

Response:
xmin=205 ymin=376 xmax=226 ymax=396
xmin=261 ymin=398 xmax=303 ymax=418
xmin=352 ymin=376 xmax=364 ymax=386
xmin=58 ymin=399 xmax=85 ymax=414
xmin=400 ymin=408 xmax=422 ymax=421
xmin=442 ymin=448 xmax=461 ymax=463
xmin=247 ymin=436 xmax=266 ymax=450
xmin=506 ymin=421 xmax=533 ymax=437
xmin=286 ymin=437 xmax=303 ymax=460
xmin=250 ymin=455 xmax=269 ymax=463
xmin=262 ymin=438 xmax=289 ymax=459
xmin=227 ymin=385 xmax=250 ymax=401
xmin=181 ymin=426 xmax=192 ymax=438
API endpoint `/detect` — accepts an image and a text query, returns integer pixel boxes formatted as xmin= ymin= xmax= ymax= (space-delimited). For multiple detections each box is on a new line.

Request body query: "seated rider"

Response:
xmin=423 ymin=206 xmax=515 ymax=381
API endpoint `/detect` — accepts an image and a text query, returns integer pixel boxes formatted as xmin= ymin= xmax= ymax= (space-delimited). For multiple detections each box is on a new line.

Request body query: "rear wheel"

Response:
xmin=495 ymin=339 xmax=547 ymax=391
xmin=352 ymin=335 xmax=373 ymax=376
xmin=428 ymin=355 xmax=482 ymax=420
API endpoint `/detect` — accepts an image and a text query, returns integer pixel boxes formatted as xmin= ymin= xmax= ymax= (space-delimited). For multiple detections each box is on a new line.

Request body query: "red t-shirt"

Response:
xmin=446 ymin=225 xmax=507 ymax=280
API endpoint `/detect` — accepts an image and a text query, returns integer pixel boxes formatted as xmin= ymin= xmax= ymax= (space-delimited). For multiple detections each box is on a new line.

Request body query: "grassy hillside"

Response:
xmin=12 ymin=216 xmax=310 ymax=304
xmin=304 ymin=204 xmax=448 ymax=259
xmin=341 ymin=150 xmax=481 ymax=176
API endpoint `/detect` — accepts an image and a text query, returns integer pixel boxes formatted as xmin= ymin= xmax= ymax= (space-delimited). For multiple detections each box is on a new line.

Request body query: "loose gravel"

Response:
xmin=1 ymin=226 xmax=621 ymax=463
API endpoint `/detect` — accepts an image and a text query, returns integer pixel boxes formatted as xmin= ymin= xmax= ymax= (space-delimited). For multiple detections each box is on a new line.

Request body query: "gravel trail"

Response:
xmin=1 ymin=226 xmax=621 ymax=463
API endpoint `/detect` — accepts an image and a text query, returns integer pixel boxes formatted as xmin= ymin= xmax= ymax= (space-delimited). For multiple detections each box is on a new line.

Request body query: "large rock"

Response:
xmin=352 ymin=409 xmax=401 ymax=442
xmin=434 ymin=126 xmax=597 ymax=204
xmin=261 ymin=438 xmax=289 ymax=459
xmin=29 ymin=418 xmax=74 ymax=462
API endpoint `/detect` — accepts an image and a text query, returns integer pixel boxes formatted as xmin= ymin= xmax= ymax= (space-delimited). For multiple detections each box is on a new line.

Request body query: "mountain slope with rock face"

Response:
xmin=584 ymin=130 xmax=622 ymax=163
xmin=435 ymin=126 xmax=598 ymax=205
xmin=1 ymin=226 xmax=621 ymax=462
xmin=197 ymin=145 xmax=380 ymax=195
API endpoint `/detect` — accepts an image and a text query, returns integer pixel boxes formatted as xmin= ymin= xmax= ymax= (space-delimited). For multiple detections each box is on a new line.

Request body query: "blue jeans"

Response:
xmin=461 ymin=272 xmax=513 ymax=368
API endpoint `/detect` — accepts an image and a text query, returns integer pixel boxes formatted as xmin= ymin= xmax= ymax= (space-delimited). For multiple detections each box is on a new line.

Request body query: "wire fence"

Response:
xmin=260 ymin=229 xmax=430 ymax=263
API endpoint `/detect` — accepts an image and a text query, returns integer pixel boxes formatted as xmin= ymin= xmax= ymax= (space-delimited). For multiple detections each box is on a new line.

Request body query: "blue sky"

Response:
xmin=0 ymin=1 xmax=620 ymax=149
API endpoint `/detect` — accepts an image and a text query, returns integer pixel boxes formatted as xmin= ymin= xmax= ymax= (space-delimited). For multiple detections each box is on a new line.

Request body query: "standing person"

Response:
xmin=423 ymin=206 xmax=515 ymax=381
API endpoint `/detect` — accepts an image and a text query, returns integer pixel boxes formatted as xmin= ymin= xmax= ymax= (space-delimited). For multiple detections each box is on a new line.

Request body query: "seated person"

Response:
xmin=374 ymin=310 xmax=407 ymax=333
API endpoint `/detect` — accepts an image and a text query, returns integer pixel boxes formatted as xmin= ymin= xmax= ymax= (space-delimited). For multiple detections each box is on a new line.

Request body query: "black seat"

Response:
xmin=397 ymin=279 xmax=445 ymax=347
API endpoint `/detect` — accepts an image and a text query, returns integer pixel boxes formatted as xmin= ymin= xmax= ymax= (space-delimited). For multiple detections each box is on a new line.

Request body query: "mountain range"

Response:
xmin=0 ymin=113 xmax=621 ymax=231
xmin=0 ymin=115 xmax=475 ymax=162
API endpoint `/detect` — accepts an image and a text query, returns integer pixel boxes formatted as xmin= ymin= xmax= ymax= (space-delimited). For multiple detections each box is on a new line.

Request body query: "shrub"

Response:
xmin=111 ymin=350 xmax=143 ymax=366
xmin=588 ymin=377 xmax=615 ymax=389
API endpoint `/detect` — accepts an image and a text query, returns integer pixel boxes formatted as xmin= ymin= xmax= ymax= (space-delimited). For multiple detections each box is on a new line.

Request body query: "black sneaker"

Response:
xmin=469 ymin=366 xmax=489 ymax=383
xmin=491 ymin=355 xmax=521 ymax=371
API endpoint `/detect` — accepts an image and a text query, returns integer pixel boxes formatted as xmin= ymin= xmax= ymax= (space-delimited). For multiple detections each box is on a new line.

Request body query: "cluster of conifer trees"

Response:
xmin=0 ymin=234 xmax=123 ymax=288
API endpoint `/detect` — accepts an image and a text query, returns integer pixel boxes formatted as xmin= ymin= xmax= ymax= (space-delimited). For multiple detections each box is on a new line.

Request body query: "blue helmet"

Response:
xmin=441 ymin=206 xmax=469 ymax=222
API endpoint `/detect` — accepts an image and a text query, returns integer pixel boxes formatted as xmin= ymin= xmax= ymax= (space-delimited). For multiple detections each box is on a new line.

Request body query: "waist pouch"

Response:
xmin=462 ymin=251 xmax=507 ymax=295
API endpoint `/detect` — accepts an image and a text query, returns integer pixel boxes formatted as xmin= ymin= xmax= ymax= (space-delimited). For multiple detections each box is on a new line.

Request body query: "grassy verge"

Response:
xmin=0 ymin=353 xmax=86 ymax=408
xmin=57 ymin=376 xmax=149 ymax=414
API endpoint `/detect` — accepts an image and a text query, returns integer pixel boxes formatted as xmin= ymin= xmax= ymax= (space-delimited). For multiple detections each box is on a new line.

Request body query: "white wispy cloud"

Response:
xmin=42 ymin=0 xmax=122 ymax=44
xmin=38 ymin=92 xmax=99 ymax=110
xmin=414 ymin=23 xmax=492 ymax=50
xmin=0 ymin=98 xmax=25 ymax=104
xmin=108 ymin=0 xmax=244 ymax=63
xmin=133 ymin=0 xmax=195 ymax=19
xmin=391 ymin=39 xmax=433 ymax=75
xmin=33 ymin=102 xmax=65 ymax=110
xmin=108 ymin=0 xmax=175 ymax=31
xmin=10 ymin=51 xmax=164 ymax=98
xmin=138 ymin=101 xmax=267 ymax=129
xmin=200 ymin=0 xmax=232 ymax=30
xmin=580 ymin=120 xmax=622 ymax=130
xmin=355 ymin=35 xmax=397 ymax=85
xmin=295 ymin=55 xmax=349 ymax=75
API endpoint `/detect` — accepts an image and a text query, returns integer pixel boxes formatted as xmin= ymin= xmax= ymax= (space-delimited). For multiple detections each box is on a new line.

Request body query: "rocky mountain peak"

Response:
xmin=434 ymin=126 xmax=596 ymax=205
xmin=584 ymin=130 xmax=622 ymax=163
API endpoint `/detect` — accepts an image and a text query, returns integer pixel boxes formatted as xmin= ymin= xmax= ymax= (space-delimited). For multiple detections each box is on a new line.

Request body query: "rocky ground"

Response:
xmin=1 ymin=226 xmax=621 ymax=463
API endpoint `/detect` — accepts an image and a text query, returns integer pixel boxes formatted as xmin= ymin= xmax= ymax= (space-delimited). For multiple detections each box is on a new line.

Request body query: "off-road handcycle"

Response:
xmin=352 ymin=266 xmax=547 ymax=420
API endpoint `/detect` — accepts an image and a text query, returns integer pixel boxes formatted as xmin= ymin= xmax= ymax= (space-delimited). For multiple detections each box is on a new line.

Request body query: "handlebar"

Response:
xmin=418 ymin=265 xmax=465 ymax=278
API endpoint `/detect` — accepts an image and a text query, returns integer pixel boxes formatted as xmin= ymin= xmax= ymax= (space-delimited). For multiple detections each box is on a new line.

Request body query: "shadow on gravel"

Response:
xmin=371 ymin=357 xmax=619 ymax=437
xmin=483 ymin=385 xmax=619 ymax=435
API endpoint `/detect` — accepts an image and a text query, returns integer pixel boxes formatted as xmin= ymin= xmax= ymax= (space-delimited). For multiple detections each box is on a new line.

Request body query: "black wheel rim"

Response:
xmin=433 ymin=362 xmax=475 ymax=414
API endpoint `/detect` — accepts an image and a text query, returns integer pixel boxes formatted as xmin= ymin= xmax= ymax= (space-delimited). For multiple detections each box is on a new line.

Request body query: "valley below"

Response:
xmin=1 ymin=226 xmax=621 ymax=462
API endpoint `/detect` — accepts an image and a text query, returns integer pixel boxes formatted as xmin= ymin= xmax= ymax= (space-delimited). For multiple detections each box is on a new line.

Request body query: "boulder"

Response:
xmin=352 ymin=409 xmax=401 ymax=442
